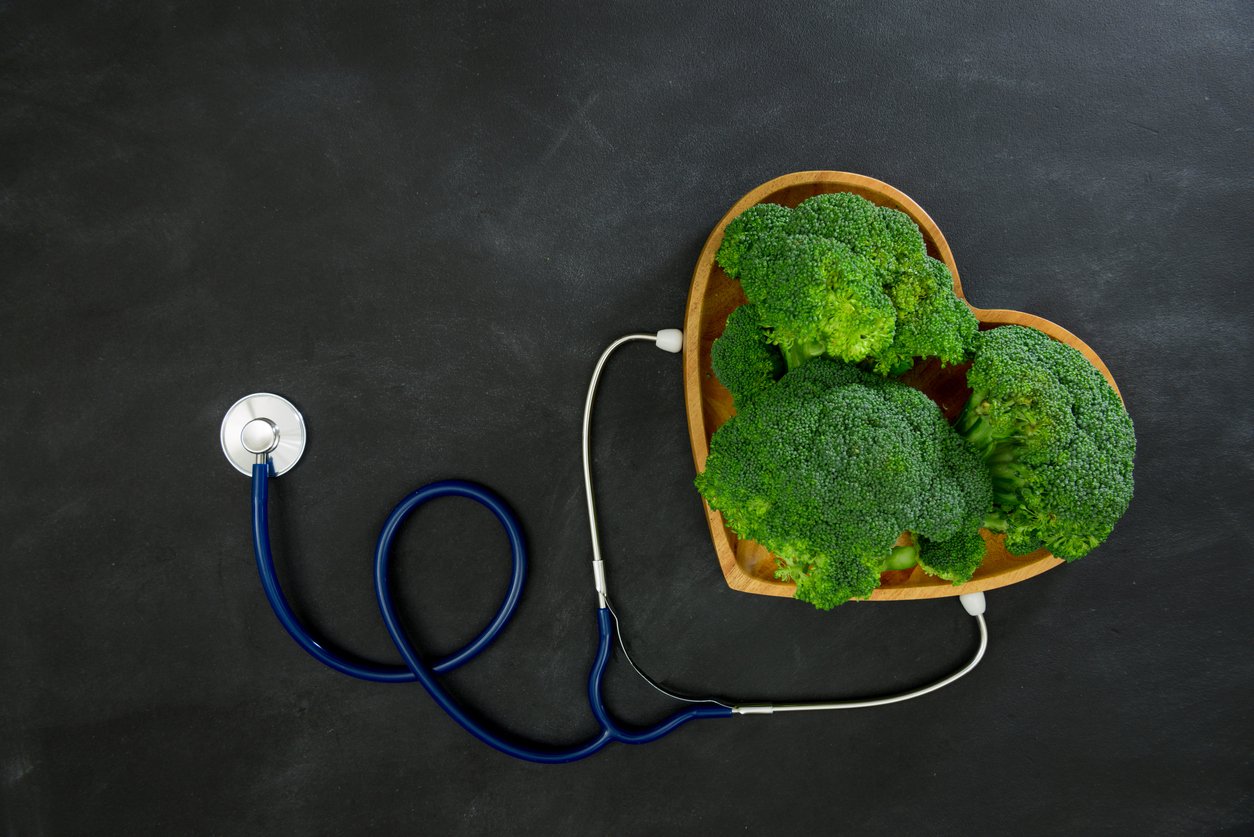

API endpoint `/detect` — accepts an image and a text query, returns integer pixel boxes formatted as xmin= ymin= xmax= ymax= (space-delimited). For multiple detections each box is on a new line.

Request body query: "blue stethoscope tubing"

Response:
xmin=251 ymin=462 xmax=730 ymax=765
xmin=241 ymin=330 xmax=989 ymax=764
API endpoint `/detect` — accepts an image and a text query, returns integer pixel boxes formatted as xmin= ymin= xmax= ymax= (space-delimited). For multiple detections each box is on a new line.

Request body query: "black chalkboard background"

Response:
xmin=2 ymin=2 xmax=1251 ymax=834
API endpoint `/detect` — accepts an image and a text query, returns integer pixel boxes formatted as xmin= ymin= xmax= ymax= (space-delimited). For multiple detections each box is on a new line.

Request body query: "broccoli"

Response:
xmin=700 ymin=194 xmax=1135 ymax=602
xmin=738 ymin=234 xmax=896 ymax=368
xmin=710 ymin=305 xmax=784 ymax=409
xmin=873 ymin=258 xmax=980 ymax=375
xmin=954 ymin=325 xmax=1136 ymax=560
xmin=695 ymin=358 xmax=992 ymax=608
xmin=714 ymin=193 xmax=979 ymax=375
xmin=788 ymin=192 xmax=926 ymax=277
xmin=717 ymin=203 xmax=793 ymax=280
xmin=915 ymin=529 xmax=988 ymax=583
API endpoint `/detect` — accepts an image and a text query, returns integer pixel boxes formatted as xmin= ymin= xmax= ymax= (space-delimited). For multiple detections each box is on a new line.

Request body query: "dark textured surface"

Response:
xmin=2 ymin=1 xmax=1252 ymax=834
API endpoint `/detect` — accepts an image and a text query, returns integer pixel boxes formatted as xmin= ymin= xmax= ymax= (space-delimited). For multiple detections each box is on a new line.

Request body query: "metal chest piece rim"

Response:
xmin=221 ymin=392 xmax=307 ymax=476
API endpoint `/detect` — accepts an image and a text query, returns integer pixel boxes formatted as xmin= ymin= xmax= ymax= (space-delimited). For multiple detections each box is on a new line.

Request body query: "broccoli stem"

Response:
xmin=988 ymin=459 xmax=1027 ymax=502
xmin=781 ymin=341 xmax=826 ymax=371
xmin=956 ymin=391 xmax=1031 ymax=513
xmin=982 ymin=509 xmax=1010 ymax=532
xmin=955 ymin=391 xmax=997 ymax=457
xmin=884 ymin=544 xmax=919 ymax=571
xmin=956 ymin=391 xmax=1029 ymax=495
xmin=886 ymin=358 xmax=916 ymax=377
xmin=955 ymin=389 xmax=987 ymax=431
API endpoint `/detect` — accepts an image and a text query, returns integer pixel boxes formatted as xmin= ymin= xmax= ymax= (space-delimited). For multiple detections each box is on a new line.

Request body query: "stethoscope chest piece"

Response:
xmin=221 ymin=392 xmax=307 ymax=476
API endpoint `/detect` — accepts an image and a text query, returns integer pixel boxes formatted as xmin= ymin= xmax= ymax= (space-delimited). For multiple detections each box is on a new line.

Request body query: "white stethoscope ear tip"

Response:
xmin=654 ymin=329 xmax=683 ymax=353
xmin=959 ymin=591 xmax=987 ymax=616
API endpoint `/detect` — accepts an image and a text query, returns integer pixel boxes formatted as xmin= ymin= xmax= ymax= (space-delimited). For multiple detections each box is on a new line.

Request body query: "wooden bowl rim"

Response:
xmin=682 ymin=170 xmax=1121 ymax=602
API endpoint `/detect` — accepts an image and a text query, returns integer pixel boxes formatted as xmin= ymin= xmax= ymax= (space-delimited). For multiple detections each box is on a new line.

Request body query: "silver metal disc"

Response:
xmin=220 ymin=393 xmax=307 ymax=476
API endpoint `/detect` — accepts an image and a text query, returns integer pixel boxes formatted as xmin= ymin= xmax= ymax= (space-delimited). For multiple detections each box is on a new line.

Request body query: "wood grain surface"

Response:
xmin=683 ymin=171 xmax=1125 ymax=601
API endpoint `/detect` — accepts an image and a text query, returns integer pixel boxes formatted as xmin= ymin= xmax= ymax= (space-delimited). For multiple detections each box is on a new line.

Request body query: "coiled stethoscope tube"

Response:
xmin=232 ymin=329 xmax=989 ymax=763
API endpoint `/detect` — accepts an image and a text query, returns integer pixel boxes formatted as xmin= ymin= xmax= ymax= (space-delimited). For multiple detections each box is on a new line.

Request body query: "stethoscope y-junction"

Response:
xmin=221 ymin=329 xmax=989 ymax=764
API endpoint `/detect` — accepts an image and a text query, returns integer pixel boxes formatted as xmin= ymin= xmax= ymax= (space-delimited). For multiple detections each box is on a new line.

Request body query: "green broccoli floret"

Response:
xmin=710 ymin=305 xmax=784 ymax=409
xmin=738 ymin=234 xmax=896 ymax=368
xmin=714 ymin=193 xmax=978 ymax=376
xmin=787 ymin=193 xmax=926 ymax=274
xmin=876 ymin=205 xmax=930 ymax=273
xmin=788 ymin=192 xmax=886 ymax=255
xmin=717 ymin=203 xmax=793 ymax=279
xmin=872 ymin=376 xmax=994 ymax=585
xmin=916 ymin=529 xmax=987 ymax=583
xmin=874 ymin=258 xmax=980 ymax=374
xmin=954 ymin=325 xmax=1136 ymax=560
xmin=695 ymin=358 xmax=992 ymax=608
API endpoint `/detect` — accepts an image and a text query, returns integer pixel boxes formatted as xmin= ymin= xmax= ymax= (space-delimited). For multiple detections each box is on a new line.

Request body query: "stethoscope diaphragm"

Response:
xmin=220 ymin=392 xmax=307 ymax=476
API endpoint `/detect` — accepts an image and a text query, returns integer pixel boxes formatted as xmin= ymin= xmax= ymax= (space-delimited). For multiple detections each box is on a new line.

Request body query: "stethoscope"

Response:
xmin=221 ymin=330 xmax=990 ymax=764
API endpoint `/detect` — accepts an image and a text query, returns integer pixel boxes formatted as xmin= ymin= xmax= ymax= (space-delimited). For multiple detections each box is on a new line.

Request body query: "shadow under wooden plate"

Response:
xmin=682 ymin=171 xmax=1124 ymax=602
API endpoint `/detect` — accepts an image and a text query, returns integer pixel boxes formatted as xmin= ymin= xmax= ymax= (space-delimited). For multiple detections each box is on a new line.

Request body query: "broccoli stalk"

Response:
xmin=780 ymin=340 xmax=827 ymax=371
xmin=884 ymin=543 xmax=921 ymax=571
xmin=881 ymin=530 xmax=989 ymax=581
xmin=955 ymin=396 xmax=1035 ymax=507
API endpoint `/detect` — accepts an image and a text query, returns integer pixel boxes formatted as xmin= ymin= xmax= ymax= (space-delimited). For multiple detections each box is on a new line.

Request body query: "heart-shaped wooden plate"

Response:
xmin=682 ymin=171 xmax=1123 ymax=601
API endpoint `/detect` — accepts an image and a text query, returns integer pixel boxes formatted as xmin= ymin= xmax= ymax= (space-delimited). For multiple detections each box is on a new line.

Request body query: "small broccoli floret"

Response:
xmin=959 ymin=326 xmax=1073 ymax=463
xmin=695 ymin=358 xmax=992 ymax=608
xmin=788 ymin=194 xmax=928 ymax=277
xmin=876 ymin=205 xmax=929 ymax=272
xmin=874 ymin=258 xmax=980 ymax=374
xmin=710 ymin=305 xmax=784 ymax=409
xmin=714 ymin=193 xmax=978 ymax=377
xmin=717 ymin=203 xmax=793 ymax=279
xmin=916 ymin=529 xmax=987 ymax=583
xmin=787 ymin=550 xmax=883 ymax=609
xmin=869 ymin=381 xmax=993 ymax=584
xmin=787 ymin=192 xmax=885 ymax=254
xmin=955 ymin=325 xmax=1136 ymax=560
xmin=921 ymin=410 xmax=995 ymax=550
xmin=738 ymin=234 xmax=896 ymax=368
